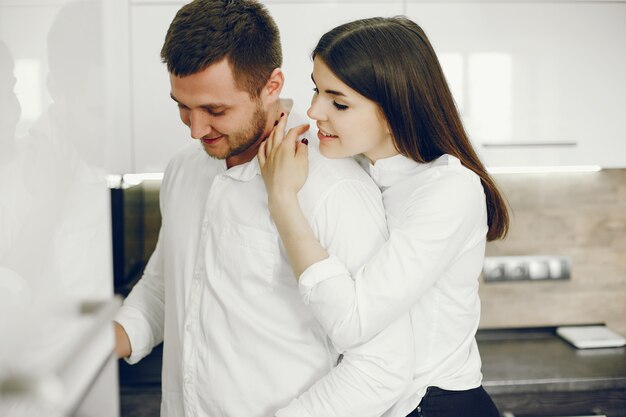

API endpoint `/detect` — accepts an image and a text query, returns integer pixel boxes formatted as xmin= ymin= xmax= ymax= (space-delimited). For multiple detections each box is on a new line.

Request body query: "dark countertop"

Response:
xmin=122 ymin=327 xmax=626 ymax=394
xmin=477 ymin=326 xmax=626 ymax=394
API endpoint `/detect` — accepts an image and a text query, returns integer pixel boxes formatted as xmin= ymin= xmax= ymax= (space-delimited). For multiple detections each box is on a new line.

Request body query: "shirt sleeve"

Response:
xmin=114 ymin=233 xmax=166 ymax=364
xmin=113 ymin=166 xmax=173 ymax=365
xmin=299 ymin=172 xmax=487 ymax=350
xmin=276 ymin=179 xmax=415 ymax=417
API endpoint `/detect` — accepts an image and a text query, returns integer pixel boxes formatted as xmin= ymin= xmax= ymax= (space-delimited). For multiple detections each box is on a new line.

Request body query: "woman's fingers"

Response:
xmin=296 ymin=137 xmax=309 ymax=151
xmin=265 ymin=127 xmax=275 ymax=158
xmin=271 ymin=113 xmax=288 ymax=149
xmin=284 ymin=124 xmax=310 ymax=151
xmin=263 ymin=115 xmax=309 ymax=163
xmin=276 ymin=124 xmax=310 ymax=158
xmin=295 ymin=137 xmax=309 ymax=162
xmin=257 ymin=140 xmax=267 ymax=167
xmin=258 ymin=117 xmax=310 ymax=198
xmin=264 ymin=113 xmax=288 ymax=159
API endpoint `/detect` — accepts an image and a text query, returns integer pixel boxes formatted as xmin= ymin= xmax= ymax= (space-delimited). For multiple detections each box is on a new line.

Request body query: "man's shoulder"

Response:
xmin=298 ymin=144 xmax=381 ymax=214
xmin=306 ymin=144 xmax=374 ymax=186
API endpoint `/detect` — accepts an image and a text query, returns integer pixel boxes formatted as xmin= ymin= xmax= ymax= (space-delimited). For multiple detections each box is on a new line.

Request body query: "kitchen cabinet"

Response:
xmin=478 ymin=327 xmax=626 ymax=417
xmin=406 ymin=1 xmax=626 ymax=168
xmin=6 ymin=0 xmax=626 ymax=172
xmin=120 ymin=1 xmax=626 ymax=172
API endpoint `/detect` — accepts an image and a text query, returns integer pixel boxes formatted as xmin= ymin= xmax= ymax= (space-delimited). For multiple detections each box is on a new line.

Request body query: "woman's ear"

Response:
xmin=261 ymin=68 xmax=284 ymax=105
xmin=378 ymin=107 xmax=393 ymax=136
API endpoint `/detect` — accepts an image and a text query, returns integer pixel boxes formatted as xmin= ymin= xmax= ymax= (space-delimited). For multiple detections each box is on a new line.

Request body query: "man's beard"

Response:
xmin=203 ymin=100 xmax=267 ymax=160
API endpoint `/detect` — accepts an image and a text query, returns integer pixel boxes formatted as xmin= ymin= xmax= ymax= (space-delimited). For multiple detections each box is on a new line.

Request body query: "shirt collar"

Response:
xmin=221 ymin=156 xmax=261 ymax=182
xmin=367 ymin=153 xmax=459 ymax=189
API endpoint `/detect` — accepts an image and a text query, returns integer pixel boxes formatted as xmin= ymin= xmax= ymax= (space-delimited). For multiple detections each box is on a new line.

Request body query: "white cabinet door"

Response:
xmin=406 ymin=1 xmax=626 ymax=168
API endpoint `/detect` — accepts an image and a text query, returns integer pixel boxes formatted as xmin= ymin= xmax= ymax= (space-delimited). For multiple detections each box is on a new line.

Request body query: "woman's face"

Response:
xmin=307 ymin=57 xmax=397 ymax=163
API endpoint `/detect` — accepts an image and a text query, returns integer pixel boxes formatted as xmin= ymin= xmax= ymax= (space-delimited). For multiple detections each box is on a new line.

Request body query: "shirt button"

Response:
xmin=184 ymin=376 xmax=191 ymax=384
xmin=185 ymin=323 xmax=192 ymax=332
xmin=193 ymin=272 xmax=201 ymax=280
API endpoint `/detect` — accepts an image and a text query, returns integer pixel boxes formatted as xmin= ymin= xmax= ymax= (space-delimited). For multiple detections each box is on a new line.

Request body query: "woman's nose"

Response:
xmin=307 ymin=95 xmax=326 ymax=121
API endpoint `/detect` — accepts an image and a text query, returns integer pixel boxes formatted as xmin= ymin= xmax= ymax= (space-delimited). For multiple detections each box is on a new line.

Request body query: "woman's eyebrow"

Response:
xmin=311 ymin=74 xmax=346 ymax=97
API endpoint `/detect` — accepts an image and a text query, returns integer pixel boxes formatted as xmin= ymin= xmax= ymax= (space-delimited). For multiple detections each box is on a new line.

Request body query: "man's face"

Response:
xmin=169 ymin=59 xmax=269 ymax=167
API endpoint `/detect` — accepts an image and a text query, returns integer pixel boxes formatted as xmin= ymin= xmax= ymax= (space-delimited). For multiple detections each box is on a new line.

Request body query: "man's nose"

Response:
xmin=189 ymin=110 xmax=213 ymax=140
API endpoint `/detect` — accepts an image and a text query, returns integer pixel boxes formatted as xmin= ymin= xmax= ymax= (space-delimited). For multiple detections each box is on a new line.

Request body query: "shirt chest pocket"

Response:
xmin=214 ymin=222 xmax=280 ymax=295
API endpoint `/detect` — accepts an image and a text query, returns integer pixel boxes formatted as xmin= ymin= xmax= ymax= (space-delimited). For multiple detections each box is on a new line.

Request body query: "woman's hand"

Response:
xmin=258 ymin=115 xmax=328 ymax=278
xmin=257 ymin=114 xmax=310 ymax=203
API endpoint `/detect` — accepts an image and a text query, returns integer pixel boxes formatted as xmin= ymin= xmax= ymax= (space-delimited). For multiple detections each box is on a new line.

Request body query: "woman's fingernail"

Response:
xmin=280 ymin=112 xmax=285 ymax=118
xmin=301 ymin=138 xmax=309 ymax=146
xmin=273 ymin=120 xmax=278 ymax=127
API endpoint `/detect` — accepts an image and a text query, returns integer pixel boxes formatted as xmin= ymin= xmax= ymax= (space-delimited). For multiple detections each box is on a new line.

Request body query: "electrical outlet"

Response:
xmin=483 ymin=256 xmax=571 ymax=282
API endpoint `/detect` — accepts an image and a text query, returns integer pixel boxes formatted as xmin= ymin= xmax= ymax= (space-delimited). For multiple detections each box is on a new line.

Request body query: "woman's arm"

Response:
xmin=259 ymin=117 xmax=486 ymax=349
xmin=258 ymin=116 xmax=330 ymax=277
xmin=300 ymin=174 xmax=488 ymax=348
xmin=261 ymin=118 xmax=415 ymax=417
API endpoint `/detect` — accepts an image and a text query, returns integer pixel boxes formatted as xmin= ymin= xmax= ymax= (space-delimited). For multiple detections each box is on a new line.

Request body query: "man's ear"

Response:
xmin=261 ymin=68 xmax=284 ymax=105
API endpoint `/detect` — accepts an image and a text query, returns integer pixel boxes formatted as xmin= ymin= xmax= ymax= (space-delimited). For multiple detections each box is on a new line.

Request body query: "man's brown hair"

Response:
xmin=161 ymin=0 xmax=282 ymax=97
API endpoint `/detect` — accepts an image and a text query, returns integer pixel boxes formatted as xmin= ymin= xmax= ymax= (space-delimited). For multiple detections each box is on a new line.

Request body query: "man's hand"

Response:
xmin=114 ymin=321 xmax=132 ymax=359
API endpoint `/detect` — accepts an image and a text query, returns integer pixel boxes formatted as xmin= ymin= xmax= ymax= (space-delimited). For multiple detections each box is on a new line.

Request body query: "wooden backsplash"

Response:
xmin=481 ymin=169 xmax=626 ymax=336
xmin=138 ymin=169 xmax=626 ymax=336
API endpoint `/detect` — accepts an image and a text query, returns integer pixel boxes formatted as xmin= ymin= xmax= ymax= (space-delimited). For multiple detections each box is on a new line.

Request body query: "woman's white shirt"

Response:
xmin=299 ymin=153 xmax=489 ymax=415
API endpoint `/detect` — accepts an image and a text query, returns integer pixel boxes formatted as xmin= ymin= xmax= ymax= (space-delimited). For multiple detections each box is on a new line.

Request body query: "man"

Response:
xmin=114 ymin=1 xmax=414 ymax=416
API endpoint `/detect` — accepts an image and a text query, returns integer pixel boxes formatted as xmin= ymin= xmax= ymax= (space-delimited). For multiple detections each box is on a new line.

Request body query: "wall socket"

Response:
xmin=483 ymin=256 xmax=571 ymax=282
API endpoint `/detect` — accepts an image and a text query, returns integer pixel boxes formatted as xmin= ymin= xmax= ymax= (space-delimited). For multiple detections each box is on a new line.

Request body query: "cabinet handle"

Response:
xmin=482 ymin=142 xmax=577 ymax=148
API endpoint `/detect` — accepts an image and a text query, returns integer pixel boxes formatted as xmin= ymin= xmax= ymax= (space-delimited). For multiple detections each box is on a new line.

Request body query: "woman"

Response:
xmin=258 ymin=16 xmax=508 ymax=417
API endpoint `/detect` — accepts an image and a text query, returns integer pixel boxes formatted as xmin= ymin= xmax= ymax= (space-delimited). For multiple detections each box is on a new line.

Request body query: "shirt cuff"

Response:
xmin=275 ymin=397 xmax=313 ymax=417
xmin=299 ymin=255 xmax=351 ymax=305
xmin=114 ymin=305 xmax=155 ymax=365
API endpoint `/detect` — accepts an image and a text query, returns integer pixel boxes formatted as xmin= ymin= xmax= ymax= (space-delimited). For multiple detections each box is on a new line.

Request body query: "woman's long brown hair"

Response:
xmin=313 ymin=16 xmax=509 ymax=240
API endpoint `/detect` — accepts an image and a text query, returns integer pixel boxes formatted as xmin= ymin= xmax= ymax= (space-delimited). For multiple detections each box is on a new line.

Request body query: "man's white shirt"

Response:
xmin=115 ymin=113 xmax=414 ymax=417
